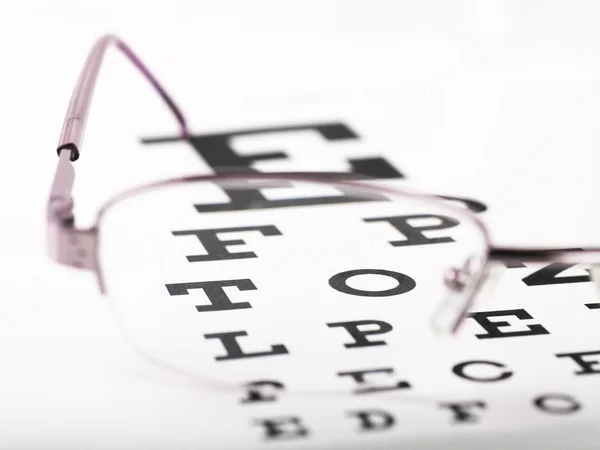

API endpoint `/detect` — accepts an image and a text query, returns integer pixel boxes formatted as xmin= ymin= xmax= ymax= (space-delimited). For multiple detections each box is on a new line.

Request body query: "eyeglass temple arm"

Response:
xmin=49 ymin=35 xmax=189 ymax=225
xmin=57 ymin=34 xmax=188 ymax=161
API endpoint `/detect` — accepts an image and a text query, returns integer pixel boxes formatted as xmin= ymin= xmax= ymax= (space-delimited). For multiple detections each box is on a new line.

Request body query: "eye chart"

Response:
xmin=4 ymin=0 xmax=600 ymax=448
xmin=89 ymin=118 xmax=599 ymax=450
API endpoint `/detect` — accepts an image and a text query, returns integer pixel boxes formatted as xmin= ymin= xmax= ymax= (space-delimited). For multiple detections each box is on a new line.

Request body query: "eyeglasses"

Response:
xmin=47 ymin=35 xmax=600 ymax=394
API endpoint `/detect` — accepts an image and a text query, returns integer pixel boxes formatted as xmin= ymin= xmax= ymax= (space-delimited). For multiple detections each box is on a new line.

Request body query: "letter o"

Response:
xmin=329 ymin=269 xmax=416 ymax=297
xmin=534 ymin=394 xmax=582 ymax=415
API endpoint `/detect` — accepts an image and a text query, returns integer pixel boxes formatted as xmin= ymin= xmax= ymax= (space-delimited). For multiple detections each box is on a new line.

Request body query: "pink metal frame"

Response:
xmin=47 ymin=35 xmax=600 ymax=334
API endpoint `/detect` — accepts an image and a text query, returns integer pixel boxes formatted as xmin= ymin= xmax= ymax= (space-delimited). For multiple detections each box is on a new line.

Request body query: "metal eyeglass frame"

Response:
xmin=47 ymin=35 xmax=600 ymax=334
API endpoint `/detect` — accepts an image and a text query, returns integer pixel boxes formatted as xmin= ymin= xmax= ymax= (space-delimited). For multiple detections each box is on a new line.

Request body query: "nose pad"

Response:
xmin=444 ymin=264 xmax=473 ymax=292
xmin=431 ymin=255 xmax=489 ymax=335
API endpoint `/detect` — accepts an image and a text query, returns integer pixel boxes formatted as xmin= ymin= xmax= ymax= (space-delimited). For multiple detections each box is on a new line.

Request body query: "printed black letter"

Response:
xmin=348 ymin=409 xmax=396 ymax=432
xmin=254 ymin=416 xmax=309 ymax=440
xmin=166 ymin=279 xmax=256 ymax=312
xmin=327 ymin=320 xmax=393 ymax=348
xmin=142 ymin=122 xmax=403 ymax=179
xmin=440 ymin=401 xmax=486 ymax=424
xmin=534 ymin=394 xmax=582 ymax=414
xmin=364 ymin=215 xmax=459 ymax=247
xmin=143 ymin=123 xmax=393 ymax=212
xmin=172 ymin=226 xmax=282 ymax=262
xmin=452 ymin=360 xmax=513 ymax=382
xmin=556 ymin=350 xmax=600 ymax=375
xmin=468 ymin=309 xmax=550 ymax=339
xmin=329 ymin=269 xmax=416 ymax=297
xmin=505 ymin=257 xmax=590 ymax=286
xmin=240 ymin=380 xmax=285 ymax=404
xmin=337 ymin=368 xmax=411 ymax=394
xmin=205 ymin=331 xmax=289 ymax=361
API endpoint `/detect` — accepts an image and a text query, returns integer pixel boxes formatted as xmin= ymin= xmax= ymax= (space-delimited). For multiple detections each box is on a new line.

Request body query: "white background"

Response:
xmin=2 ymin=1 xmax=600 ymax=449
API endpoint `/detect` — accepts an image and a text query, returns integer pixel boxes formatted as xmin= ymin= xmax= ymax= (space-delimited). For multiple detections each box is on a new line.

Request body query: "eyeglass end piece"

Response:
xmin=47 ymin=220 xmax=98 ymax=271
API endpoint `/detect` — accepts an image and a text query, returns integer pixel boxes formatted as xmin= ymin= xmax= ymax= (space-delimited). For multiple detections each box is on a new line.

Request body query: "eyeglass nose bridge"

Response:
xmin=436 ymin=248 xmax=600 ymax=335
xmin=432 ymin=254 xmax=494 ymax=335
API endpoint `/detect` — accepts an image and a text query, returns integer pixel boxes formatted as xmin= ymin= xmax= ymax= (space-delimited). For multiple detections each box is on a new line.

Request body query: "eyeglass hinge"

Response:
xmin=47 ymin=218 xmax=98 ymax=271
